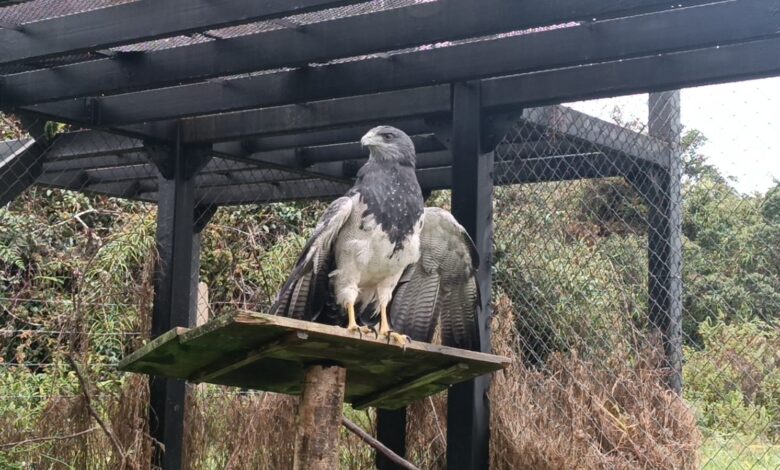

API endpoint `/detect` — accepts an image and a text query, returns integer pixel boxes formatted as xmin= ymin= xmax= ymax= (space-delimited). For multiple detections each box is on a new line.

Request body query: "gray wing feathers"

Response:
xmin=390 ymin=207 xmax=481 ymax=349
xmin=388 ymin=264 xmax=440 ymax=341
xmin=270 ymin=196 xmax=352 ymax=320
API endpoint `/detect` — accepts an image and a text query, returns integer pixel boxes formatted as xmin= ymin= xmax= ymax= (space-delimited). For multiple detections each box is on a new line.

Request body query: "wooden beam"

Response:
xmin=643 ymin=91 xmax=683 ymax=393
xmin=0 ymin=0 xmax=367 ymax=67
xmin=446 ymin=81 xmax=493 ymax=470
xmin=2 ymin=0 xmax=714 ymax=106
xmin=239 ymin=119 xmax=429 ymax=153
xmin=45 ymin=131 xmax=143 ymax=159
xmin=0 ymin=138 xmax=47 ymax=206
xmin=172 ymin=35 xmax=780 ymax=144
xmin=182 ymin=86 xmax=452 ymax=143
xmin=43 ymin=151 xmax=150 ymax=172
xmin=520 ymin=107 xmax=669 ymax=168
xmin=149 ymin=139 xmax=211 ymax=469
xmin=194 ymin=178 xmax=351 ymax=206
xmin=25 ymin=0 xmax=780 ymax=125
xmin=191 ymin=333 xmax=304 ymax=383
xmin=356 ymin=364 xmax=469 ymax=410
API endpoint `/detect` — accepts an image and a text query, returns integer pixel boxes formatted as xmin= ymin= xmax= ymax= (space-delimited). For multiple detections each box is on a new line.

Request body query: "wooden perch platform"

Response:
xmin=119 ymin=311 xmax=509 ymax=409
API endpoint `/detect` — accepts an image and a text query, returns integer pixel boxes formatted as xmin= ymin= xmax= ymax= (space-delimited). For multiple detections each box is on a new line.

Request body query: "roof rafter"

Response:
xmin=22 ymin=0 xmax=780 ymax=126
xmin=1 ymin=0 xmax=715 ymax=106
xmin=0 ymin=0 xmax=368 ymax=67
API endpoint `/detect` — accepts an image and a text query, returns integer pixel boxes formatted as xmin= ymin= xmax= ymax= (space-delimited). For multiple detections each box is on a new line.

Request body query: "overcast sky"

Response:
xmin=566 ymin=77 xmax=780 ymax=194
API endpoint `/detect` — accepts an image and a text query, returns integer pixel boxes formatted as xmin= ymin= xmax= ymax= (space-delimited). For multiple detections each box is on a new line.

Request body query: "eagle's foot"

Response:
xmin=346 ymin=322 xmax=374 ymax=337
xmin=379 ymin=330 xmax=411 ymax=349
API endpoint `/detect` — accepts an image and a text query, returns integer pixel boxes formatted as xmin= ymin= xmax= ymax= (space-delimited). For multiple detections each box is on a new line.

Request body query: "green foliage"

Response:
xmin=493 ymin=180 xmax=649 ymax=365
xmin=684 ymin=318 xmax=780 ymax=441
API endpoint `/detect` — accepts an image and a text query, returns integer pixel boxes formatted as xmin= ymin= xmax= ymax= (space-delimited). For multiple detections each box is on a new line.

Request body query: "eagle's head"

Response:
xmin=361 ymin=125 xmax=416 ymax=167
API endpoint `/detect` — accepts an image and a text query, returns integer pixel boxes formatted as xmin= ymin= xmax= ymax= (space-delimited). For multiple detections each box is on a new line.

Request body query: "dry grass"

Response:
xmin=406 ymin=295 xmax=701 ymax=470
xmin=488 ymin=295 xmax=700 ymax=469
xmin=1 ymin=294 xmax=701 ymax=469
xmin=185 ymin=389 xmax=298 ymax=469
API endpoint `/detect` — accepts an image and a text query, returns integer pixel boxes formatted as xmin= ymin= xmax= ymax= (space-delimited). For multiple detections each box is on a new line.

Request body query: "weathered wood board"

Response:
xmin=119 ymin=311 xmax=510 ymax=409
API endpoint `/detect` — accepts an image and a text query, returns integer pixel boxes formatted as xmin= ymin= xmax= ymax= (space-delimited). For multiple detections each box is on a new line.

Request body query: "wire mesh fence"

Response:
xmin=1 ymin=78 xmax=780 ymax=468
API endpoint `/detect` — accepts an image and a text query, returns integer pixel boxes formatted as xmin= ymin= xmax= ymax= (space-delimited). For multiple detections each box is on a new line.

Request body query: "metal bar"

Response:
xmin=2 ymin=0 xmax=715 ymax=106
xmin=25 ymin=0 xmax=780 ymax=125
xmin=447 ymin=81 xmax=493 ymax=470
xmin=0 ymin=0 xmax=367 ymax=67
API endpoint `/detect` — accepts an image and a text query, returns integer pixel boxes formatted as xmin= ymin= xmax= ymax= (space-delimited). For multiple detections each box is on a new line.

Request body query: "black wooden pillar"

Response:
xmin=447 ymin=81 xmax=494 ymax=470
xmin=149 ymin=133 xmax=212 ymax=469
xmin=376 ymin=408 xmax=407 ymax=470
xmin=644 ymin=90 xmax=683 ymax=393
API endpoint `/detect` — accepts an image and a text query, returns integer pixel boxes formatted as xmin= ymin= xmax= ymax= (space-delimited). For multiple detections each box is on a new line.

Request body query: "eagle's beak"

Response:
xmin=360 ymin=131 xmax=381 ymax=148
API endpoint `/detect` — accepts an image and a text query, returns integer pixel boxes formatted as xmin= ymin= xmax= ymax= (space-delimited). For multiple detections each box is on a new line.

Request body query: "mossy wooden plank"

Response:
xmin=119 ymin=311 xmax=510 ymax=409
xmin=353 ymin=363 xmax=469 ymax=409
xmin=117 ymin=327 xmax=188 ymax=376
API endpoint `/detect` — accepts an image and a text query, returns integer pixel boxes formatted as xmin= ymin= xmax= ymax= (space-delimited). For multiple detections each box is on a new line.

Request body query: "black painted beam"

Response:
xmin=149 ymin=139 xmax=211 ymax=469
xmin=177 ymin=35 xmax=780 ymax=144
xmin=2 ymin=0 xmax=714 ymax=106
xmin=643 ymin=91 xmax=683 ymax=393
xmin=0 ymin=138 xmax=47 ymax=206
xmin=181 ymin=87 xmax=451 ymax=144
xmin=44 ymin=131 xmax=143 ymax=159
xmin=192 ymin=178 xmax=351 ymax=206
xmin=35 ymin=150 xmax=640 ymax=205
xmin=520 ymin=107 xmax=669 ymax=168
xmin=26 ymin=0 xmax=780 ymax=125
xmin=0 ymin=0 xmax=367 ymax=67
xmin=43 ymin=152 xmax=150 ymax=172
xmin=447 ymin=81 xmax=493 ymax=470
xmin=239 ymin=119 xmax=429 ymax=153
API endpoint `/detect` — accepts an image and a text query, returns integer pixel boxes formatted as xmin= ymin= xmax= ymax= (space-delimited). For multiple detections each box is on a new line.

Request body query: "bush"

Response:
xmin=684 ymin=318 xmax=780 ymax=441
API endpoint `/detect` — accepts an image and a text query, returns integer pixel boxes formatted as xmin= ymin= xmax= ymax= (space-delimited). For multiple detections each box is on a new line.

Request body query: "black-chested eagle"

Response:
xmin=270 ymin=126 xmax=480 ymax=349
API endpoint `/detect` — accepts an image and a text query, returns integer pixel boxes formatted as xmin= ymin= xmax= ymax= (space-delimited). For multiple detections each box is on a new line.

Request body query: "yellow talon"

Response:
xmin=377 ymin=305 xmax=410 ymax=349
xmin=388 ymin=332 xmax=411 ymax=350
xmin=345 ymin=303 xmax=373 ymax=337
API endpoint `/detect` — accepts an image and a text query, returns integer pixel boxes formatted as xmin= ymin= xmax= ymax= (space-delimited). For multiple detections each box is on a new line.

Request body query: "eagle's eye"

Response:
xmin=380 ymin=132 xmax=394 ymax=140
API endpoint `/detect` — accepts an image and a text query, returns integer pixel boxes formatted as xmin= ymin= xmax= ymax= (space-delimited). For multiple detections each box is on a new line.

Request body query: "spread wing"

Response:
xmin=389 ymin=207 xmax=481 ymax=349
xmin=269 ymin=196 xmax=352 ymax=321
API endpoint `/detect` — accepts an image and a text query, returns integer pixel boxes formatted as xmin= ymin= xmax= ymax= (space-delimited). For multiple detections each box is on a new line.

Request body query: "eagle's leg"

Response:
xmin=346 ymin=303 xmax=359 ymax=331
xmin=378 ymin=304 xmax=410 ymax=347
xmin=345 ymin=303 xmax=373 ymax=336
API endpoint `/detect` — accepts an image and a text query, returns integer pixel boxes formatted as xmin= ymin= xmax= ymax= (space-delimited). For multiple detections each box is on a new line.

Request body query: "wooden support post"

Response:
xmin=376 ymin=408 xmax=407 ymax=470
xmin=447 ymin=81 xmax=494 ymax=470
xmin=645 ymin=90 xmax=683 ymax=393
xmin=294 ymin=364 xmax=347 ymax=470
xmin=149 ymin=132 xmax=212 ymax=469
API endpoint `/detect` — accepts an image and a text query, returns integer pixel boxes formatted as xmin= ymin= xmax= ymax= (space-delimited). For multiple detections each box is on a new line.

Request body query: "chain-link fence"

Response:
xmin=2 ymin=78 xmax=779 ymax=468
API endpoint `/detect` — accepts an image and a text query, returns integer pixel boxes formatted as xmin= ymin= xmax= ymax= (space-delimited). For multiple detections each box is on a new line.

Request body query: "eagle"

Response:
xmin=270 ymin=126 xmax=480 ymax=349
